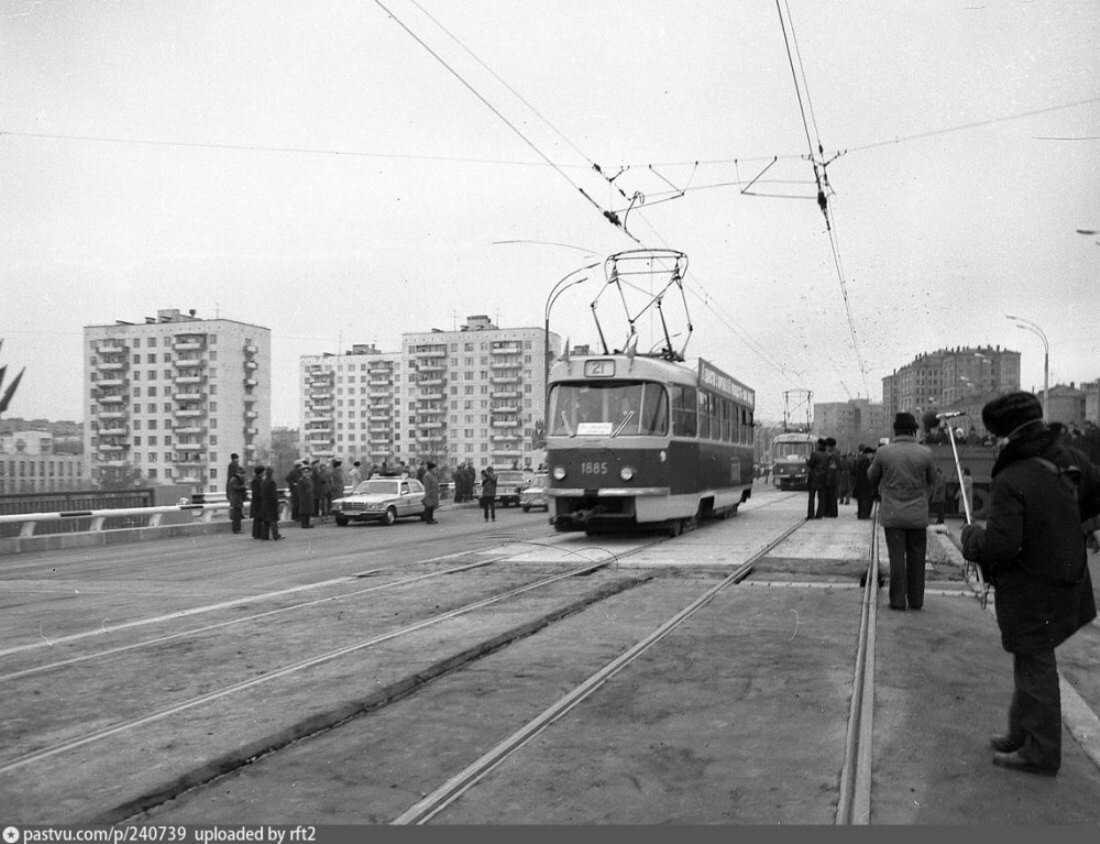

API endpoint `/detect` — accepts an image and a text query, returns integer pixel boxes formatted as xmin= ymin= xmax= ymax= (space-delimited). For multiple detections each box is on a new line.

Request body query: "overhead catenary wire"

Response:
xmin=372 ymin=0 xmax=639 ymax=243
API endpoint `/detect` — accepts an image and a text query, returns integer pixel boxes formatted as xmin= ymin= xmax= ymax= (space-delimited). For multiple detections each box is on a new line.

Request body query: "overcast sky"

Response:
xmin=2 ymin=0 xmax=1097 ymax=428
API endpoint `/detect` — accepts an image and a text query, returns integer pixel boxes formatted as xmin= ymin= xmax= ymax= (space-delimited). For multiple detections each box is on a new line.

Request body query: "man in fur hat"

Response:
xmin=962 ymin=392 xmax=1100 ymax=776
xmin=868 ymin=411 xmax=936 ymax=610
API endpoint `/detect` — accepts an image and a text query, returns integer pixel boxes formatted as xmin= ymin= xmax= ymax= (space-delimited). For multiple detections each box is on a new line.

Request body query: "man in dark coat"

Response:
xmin=868 ymin=413 xmax=936 ymax=610
xmin=852 ymin=446 xmax=876 ymax=520
xmin=805 ymin=438 xmax=830 ymax=519
xmin=261 ymin=466 xmax=283 ymax=540
xmin=227 ymin=469 xmax=247 ymax=534
xmin=285 ymin=461 xmax=302 ymax=522
xmin=962 ymin=392 xmax=1100 ymax=776
xmin=296 ymin=467 xmax=315 ymax=529
xmin=250 ymin=465 xmax=265 ymax=539
xmin=823 ymin=437 xmax=840 ymax=517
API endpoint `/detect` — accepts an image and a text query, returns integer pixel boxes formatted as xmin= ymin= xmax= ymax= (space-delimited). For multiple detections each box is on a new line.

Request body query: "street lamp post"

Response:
xmin=1005 ymin=314 xmax=1049 ymax=421
xmin=544 ymin=262 xmax=602 ymax=441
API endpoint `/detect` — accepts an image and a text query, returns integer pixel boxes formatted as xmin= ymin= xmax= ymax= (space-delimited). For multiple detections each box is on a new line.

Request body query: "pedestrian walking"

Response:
xmin=962 ymin=391 xmax=1100 ymax=776
xmin=297 ymin=467 xmax=315 ymax=529
xmin=250 ymin=465 xmax=265 ymax=538
xmin=480 ymin=467 xmax=497 ymax=522
xmin=421 ymin=461 xmax=440 ymax=524
xmin=348 ymin=460 xmax=363 ymax=489
xmin=867 ymin=412 xmax=936 ymax=610
xmin=261 ymin=466 xmax=283 ymax=540
xmin=227 ymin=469 xmax=246 ymax=534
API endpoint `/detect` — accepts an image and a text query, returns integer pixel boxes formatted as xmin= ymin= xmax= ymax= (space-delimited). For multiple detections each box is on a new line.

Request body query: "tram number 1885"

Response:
xmin=580 ymin=461 xmax=608 ymax=475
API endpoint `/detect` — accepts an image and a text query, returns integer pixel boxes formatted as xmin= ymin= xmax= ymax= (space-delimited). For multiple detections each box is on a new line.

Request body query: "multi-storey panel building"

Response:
xmin=84 ymin=309 xmax=271 ymax=492
xmin=299 ymin=316 xmax=559 ymax=472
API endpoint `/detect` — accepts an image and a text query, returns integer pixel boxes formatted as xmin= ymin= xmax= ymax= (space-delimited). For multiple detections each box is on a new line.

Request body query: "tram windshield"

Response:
xmin=772 ymin=440 xmax=813 ymax=460
xmin=548 ymin=381 xmax=669 ymax=437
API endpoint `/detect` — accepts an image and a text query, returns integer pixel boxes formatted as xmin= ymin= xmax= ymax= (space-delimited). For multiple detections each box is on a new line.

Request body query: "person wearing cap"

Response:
xmin=250 ymin=465 xmax=265 ymax=539
xmin=285 ymin=460 xmax=303 ymax=523
xmin=961 ymin=391 xmax=1100 ymax=776
xmin=421 ymin=461 xmax=440 ymax=524
xmin=822 ymin=437 xmax=840 ymax=517
xmin=867 ymin=411 xmax=936 ymax=610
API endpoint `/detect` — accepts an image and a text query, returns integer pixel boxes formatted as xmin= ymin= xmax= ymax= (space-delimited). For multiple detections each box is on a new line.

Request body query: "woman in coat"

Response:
xmin=962 ymin=392 xmax=1100 ymax=776
xmin=421 ymin=461 xmax=440 ymax=524
xmin=480 ymin=467 xmax=497 ymax=522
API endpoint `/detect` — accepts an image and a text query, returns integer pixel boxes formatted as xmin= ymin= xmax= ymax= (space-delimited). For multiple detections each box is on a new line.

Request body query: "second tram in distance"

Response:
xmin=545 ymin=353 xmax=755 ymax=536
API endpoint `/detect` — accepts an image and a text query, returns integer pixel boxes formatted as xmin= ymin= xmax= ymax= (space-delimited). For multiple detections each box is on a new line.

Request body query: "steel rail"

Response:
xmin=392 ymin=515 xmax=808 ymax=825
xmin=0 ymin=559 xmax=613 ymax=776
xmin=835 ymin=503 xmax=879 ymax=825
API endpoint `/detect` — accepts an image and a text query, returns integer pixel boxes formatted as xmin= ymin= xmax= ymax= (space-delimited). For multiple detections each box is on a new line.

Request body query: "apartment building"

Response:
xmin=299 ymin=316 xmax=560 ymax=472
xmin=882 ymin=345 xmax=1021 ymax=420
xmin=84 ymin=308 xmax=271 ymax=492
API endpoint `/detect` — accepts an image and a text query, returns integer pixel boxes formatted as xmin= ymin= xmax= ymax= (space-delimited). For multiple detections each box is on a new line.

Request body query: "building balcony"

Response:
xmin=310 ymin=449 xmax=334 ymax=458
xmin=244 ymin=343 xmax=258 ymax=355
xmin=416 ymin=436 xmax=446 ymax=445
xmin=243 ymin=378 xmax=258 ymax=388
xmin=417 ymin=377 xmax=445 ymax=387
xmin=174 ymin=392 xmax=203 ymax=402
xmin=492 ymin=447 xmax=522 ymax=457
xmin=417 ymin=404 xmax=445 ymax=415
xmin=491 ymin=344 xmax=521 ymax=355
xmin=245 ymin=427 xmax=258 ymax=436
xmin=244 ymin=360 xmax=258 ymax=371
xmin=98 ymin=443 xmax=126 ymax=452
xmin=173 ymin=358 xmax=204 ymax=369
xmin=491 ymin=418 xmax=520 ymax=427
xmin=96 ymin=360 xmax=126 ymax=372
xmin=417 ymin=421 xmax=445 ymax=429
xmin=490 ymin=361 xmax=521 ymax=370
xmin=98 ymin=459 xmax=127 ymax=468
xmin=368 ymin=389 xmax=393 ymax=399
xmin=417 ymin=362 xmax=446 ymax=373
xmin=368 ymin=438 xmax=391 ymax=447
xmin=173 ymin=456 xmax=205 ymax=467
xmin=172 ymin=340 xmax=203 ymax=351
xmin=174 ymin=473 xmax=204 ymax=484
xmin=368 ymin=378 xmax=392 ymax=387
xmin=368 ymin=413 xmax=392 ymax=423
xmin=174 ymin=408 xmax=204 ymax=418
xmin=490 ymin=375 xmax=521 ymax=385
xmin=97 ymin=410 xmax=127 ymax=422
xmin=96 ymin=377 xmax=126 ymax=388
xmin=173 ymin=425 xmax=206 ymax=435
xmin=98 ymin=395 xmax=125 ymax=404
xmin=412 ymin=348 xmax=447 ymax=358
xmin=173 ymin=373 xmax=203 ymax=385
xmin=418 ymin=391 xmax=446 ymax=401
xmin=98 ymin=426 xmax=128 ymax=437
xmin=490 ymin=389 xmax=521 ymax=399
xmin=491 ymin=433 xmax=522 ymax=442
xmin=491 ymin=404 xmax=518 ymax=414
xmin=245 ymin=409 xmax=258 ymax=419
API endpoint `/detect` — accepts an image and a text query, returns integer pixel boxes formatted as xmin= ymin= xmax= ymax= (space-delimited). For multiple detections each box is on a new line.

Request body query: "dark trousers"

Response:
xmin=422 ymin=506 xmax=437 ymax=524
xmin=1008 ymin=649 xmax=1061 ymax=770
xmin=807 ymin=486 xmax=824 ymax=519
xmin=856 ymin=495 xmax=874 ymax=520
xmin=252 ymin=517 xmax=263 ymax=538
xmin=931 ymin=499 xmax=945 ymax=525
xmin=884 ymin=526 xmax=927 ymax=609
xmin=481 ymin=497 xmax=496 ymax=521
xmin=300 ymin=514 xmax=311 ymax=528
xmin=823 ymin=484 xmax=839 ymax=517
xmin=230 ymin=506 xmax=243 ymax=533
xmin=266 ymin=519 xmax=281 ymax=540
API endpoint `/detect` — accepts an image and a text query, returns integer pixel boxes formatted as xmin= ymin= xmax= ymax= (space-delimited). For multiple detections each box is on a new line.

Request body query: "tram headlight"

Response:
xmin=552 ymin=465 xmax=566 ymax=481
xmin=620 ymin=466 xmax=635 ymax=481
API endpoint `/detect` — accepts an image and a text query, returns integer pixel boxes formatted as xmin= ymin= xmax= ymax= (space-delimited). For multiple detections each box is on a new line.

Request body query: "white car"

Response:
xmin=331 ymin=478 xmax=426 ymax=526
xmin=520 ymin=473 xmax=550 ymax=513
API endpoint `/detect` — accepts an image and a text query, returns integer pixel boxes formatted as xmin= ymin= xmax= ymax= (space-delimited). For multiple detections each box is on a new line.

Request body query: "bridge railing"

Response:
xmin=0 ymin=501 xmax=234 ymax=539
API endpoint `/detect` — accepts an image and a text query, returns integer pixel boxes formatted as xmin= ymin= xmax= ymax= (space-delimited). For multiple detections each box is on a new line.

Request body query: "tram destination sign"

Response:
xmin=698 ymin=359 xmax=755 ymax=406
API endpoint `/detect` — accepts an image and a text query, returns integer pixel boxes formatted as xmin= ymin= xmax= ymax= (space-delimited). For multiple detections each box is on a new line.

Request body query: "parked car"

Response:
xmin=520 ymin=473 xmax=550 ymax=513
xmin=331 ymin=478 xmax=426 ymax=526
xmin=474 ymin=469 xmax=532 ymax=508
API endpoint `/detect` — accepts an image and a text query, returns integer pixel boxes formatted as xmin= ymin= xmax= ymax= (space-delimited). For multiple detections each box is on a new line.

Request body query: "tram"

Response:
xmin=546 ymin=353 xmax=755 ymax=536
xmin=769 ymin=430 xmax=816 ymax=490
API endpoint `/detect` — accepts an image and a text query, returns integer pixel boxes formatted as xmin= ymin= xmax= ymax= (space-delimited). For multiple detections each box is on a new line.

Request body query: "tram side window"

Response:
xmin=697 ymin=391 xmax=711 ymax=440
xmin=672 ymin=385 xmax=697 ymax=437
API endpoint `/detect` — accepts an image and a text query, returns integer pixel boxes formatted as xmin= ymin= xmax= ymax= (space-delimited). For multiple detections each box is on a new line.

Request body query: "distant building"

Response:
xmin=1046 ymin=383 xmax=1087 ymax=429
xmin=83 ymin=308 xmax=271 ymax=493
xmin=0 ymin=451 xmax=87 ymax=493
xmin=882 ymin=345 xmax=1021 ymax=420
xmin=813 ymin=399 xmax=886 ymax=452
xmin=1083 ymin=380 xmax=1100 ymax=426
xmin=299 ymin=316 xmax=560 ymax=472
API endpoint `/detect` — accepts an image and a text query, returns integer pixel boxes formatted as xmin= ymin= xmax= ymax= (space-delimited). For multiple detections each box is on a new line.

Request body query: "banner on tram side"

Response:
xmin=697 ymin=359 xmax=755 ymax=408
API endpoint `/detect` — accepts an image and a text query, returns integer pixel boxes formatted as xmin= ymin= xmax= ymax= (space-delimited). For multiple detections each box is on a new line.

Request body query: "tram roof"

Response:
xmin=550 ymin=353 xmax=754 ymax=406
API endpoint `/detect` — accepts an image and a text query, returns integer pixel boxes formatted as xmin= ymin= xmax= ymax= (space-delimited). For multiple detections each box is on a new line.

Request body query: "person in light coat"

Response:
xmin=867 ymin=412 xmax=936 ymax=610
